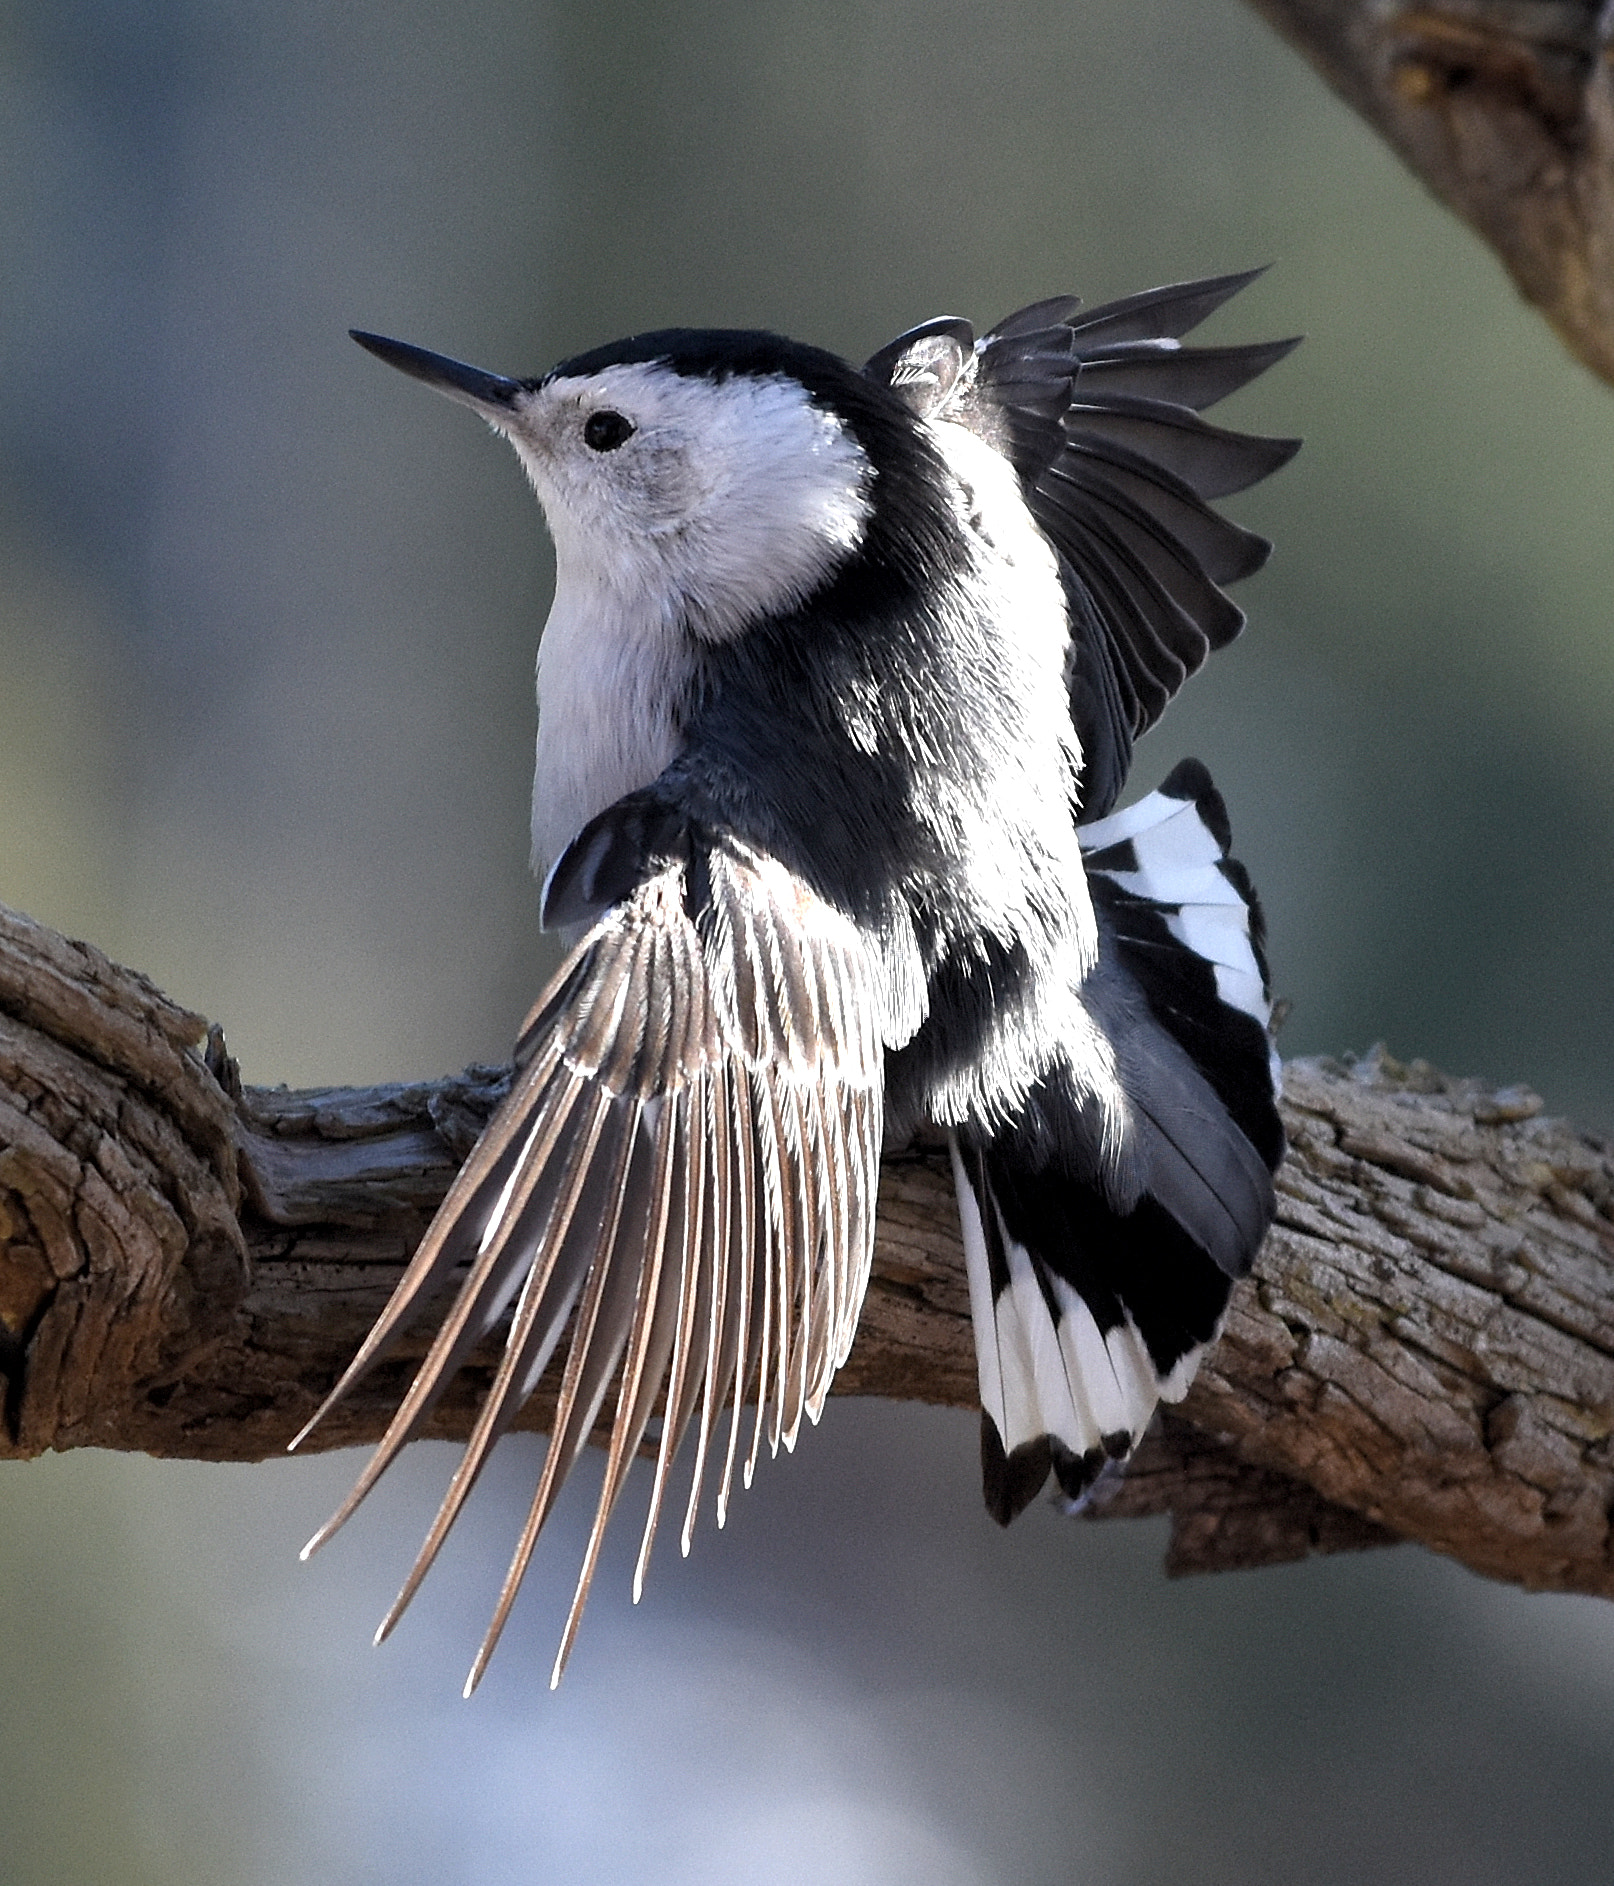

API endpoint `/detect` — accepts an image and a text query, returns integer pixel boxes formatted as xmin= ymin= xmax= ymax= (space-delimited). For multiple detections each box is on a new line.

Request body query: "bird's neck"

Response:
xmin=529 ymin=568 xmax=691 ymax=880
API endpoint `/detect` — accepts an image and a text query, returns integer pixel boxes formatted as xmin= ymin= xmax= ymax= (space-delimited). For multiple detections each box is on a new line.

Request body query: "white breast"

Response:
xmin=529 ymin=573 xmax=688 ymax=879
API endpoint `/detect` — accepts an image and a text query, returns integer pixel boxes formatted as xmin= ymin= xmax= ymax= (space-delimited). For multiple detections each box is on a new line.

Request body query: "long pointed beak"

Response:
xmin=350 ymin=330 xmax=522 ymax=413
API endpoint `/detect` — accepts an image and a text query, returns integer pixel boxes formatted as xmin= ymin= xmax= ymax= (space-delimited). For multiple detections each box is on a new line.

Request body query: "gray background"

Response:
xmin=3 ymin=3 xmax=1613 ymax=1881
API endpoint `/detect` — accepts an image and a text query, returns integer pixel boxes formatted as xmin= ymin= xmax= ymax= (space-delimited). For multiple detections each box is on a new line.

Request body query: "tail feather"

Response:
xmin=958 ymin=761 xmax=1282 ymax=1522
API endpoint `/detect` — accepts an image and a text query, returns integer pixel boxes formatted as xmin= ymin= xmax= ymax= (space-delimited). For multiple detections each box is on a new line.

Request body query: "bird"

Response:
xmin=291 ymin=272 xmax=1298 ymax=1692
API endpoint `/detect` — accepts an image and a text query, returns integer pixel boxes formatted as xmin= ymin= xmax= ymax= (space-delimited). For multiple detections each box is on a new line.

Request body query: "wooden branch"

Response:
xmin=1246 ymin=0 xmax=1614 ymax=386
xmin=3 ymin=901 xmax=1612 ymax=1603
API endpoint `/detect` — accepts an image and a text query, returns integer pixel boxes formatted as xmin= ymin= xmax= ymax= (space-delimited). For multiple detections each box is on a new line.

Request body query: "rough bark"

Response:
xmin=2 ymin=900 xmax=1612 ymax=1601
xmin=1245 ymin=1 xmax=1614 ymax=385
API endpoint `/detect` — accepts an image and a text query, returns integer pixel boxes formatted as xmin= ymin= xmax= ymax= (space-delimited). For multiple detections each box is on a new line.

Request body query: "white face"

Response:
xmin=497 ymin=360 xmax=873 ymax=641
xmin=470 ymin=358 xmax=874 ymax=878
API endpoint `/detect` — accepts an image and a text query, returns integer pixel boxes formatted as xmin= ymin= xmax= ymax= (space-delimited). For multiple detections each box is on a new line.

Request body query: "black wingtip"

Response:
xmin=1188 ymin=264 xmax=1274 ymax=310
xmin=350 ymin=330 xmax=522 ymax=410
xmin=1065 ymin=268 xmax=1274 ymax=347
xmin=1261 ymin=432 xmax=1304 ymax=473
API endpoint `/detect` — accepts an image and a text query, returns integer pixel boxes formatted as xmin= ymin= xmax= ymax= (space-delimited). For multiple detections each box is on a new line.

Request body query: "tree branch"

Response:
xmin=3 ymin=901 xmax=1611 ymax=1599
xmin=1246 ymin=0 xmax=1614 ymax=386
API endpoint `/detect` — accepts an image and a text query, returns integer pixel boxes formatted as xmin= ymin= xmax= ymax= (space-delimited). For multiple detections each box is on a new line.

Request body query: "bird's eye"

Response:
xmin=583 ymin=409 xmax=634 ymax=452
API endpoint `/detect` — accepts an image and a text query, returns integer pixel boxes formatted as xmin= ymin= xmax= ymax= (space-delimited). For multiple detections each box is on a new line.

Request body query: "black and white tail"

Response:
xmin=952 ymin=758 xmax=1283 ymax=1523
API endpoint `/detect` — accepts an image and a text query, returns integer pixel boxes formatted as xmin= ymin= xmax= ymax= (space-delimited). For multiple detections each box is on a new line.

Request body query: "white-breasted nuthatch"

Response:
xmin=294 ymin=274 xmax=1298 ymax=1690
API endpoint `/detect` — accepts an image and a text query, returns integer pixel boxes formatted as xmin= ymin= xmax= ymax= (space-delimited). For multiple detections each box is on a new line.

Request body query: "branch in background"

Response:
xmin=2 ymin=901 xmax=1611 ymax=1601
xmin=1246 ymin=0 xmax=1614 ymax=386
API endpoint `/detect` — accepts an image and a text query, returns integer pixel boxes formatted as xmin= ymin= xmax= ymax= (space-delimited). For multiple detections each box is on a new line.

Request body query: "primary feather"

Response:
xmin=297 ymin=826 xmax=885 ymax=1688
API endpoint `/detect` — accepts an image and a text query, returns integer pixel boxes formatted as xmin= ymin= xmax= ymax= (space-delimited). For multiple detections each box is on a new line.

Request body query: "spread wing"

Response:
xmin=292 ymin=813 xmax=885 ymax=1691
xmin=866 ymin=272 xmax=1300 ymax=820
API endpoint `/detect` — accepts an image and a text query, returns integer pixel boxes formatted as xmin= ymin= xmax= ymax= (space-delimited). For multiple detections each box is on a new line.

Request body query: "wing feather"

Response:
xmin=632 ymin=1074 xmax=710 ymax=1599
xmin=295 ymin=826 xmax=885 ymax=1690
xmin=716 ymin=1064 xmax=759 ymax=1524
xmin=676 ymin=1067 xmax=726 ymax=1554
xmin=864 ymin=273 xmax=1297 ymax=820
xmin=1069 ymin=337 xmax=1301 ymax=412
xmin=746 ymin=1070 xmax=784 ymax=1485
xmin=372 ymin=1086 xmax=627 ymax=1645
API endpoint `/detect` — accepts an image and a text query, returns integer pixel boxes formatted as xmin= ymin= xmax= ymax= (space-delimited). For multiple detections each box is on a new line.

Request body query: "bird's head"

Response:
xmin=351 ymin=327 xmax=891 ymax=640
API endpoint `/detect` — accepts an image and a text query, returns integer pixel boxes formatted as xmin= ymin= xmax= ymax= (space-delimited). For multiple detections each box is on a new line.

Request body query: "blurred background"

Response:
xmin=3 ymin=1 xmax=1613 ymax=1880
